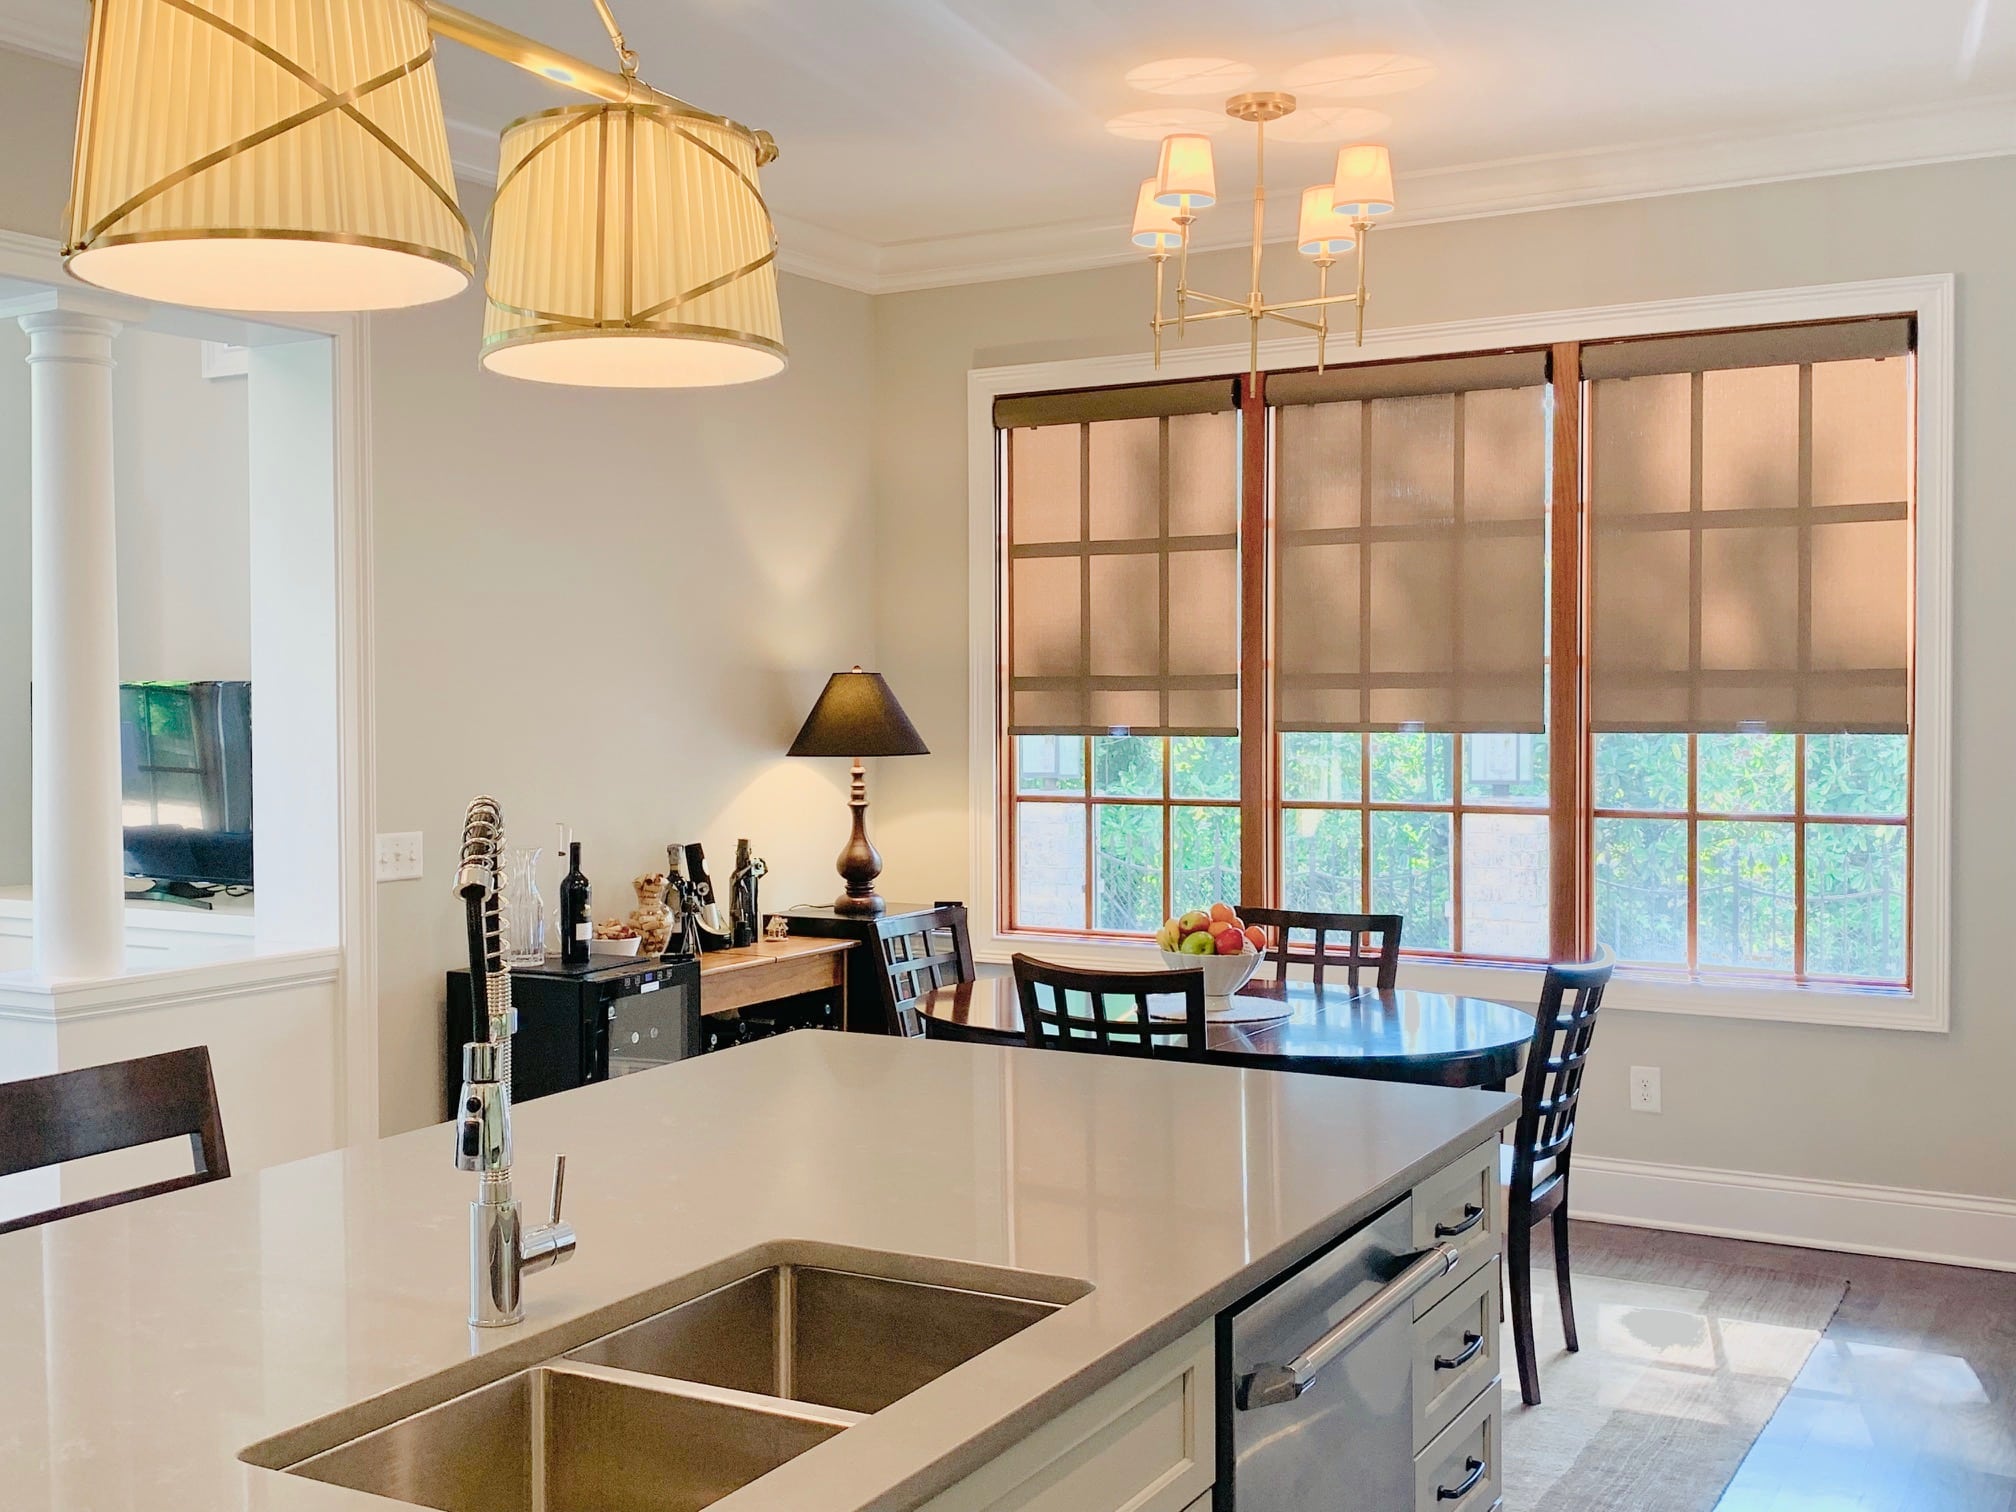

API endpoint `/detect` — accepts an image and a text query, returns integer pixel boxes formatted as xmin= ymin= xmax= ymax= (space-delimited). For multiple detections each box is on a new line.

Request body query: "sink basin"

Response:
xmin=256 ymin=1248 xmax=1086 ymax=1511
xmin=567 ymin=1263 xmax=1062 ymax=1414
xmin=287 ymin=1362 xmax=855 ymax=1512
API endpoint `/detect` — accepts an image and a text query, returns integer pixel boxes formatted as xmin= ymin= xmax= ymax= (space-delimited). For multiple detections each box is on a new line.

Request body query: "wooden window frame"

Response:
xmin=969 ymin=275 xmax=1952 ymax=1033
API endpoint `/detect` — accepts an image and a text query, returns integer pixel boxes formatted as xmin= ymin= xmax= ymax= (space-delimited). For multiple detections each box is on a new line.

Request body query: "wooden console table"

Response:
xmin=697 ymin=936 xmax=853 ymax=1025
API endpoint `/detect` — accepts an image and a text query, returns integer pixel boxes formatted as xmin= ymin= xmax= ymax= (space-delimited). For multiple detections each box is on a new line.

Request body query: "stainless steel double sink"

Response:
xmin=254 ymin=1252 xmax=1084 ymax=1512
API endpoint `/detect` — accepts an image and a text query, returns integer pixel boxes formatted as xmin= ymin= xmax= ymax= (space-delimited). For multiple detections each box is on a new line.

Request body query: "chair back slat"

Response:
xmin=1509 ymin=950 xmax=1613 ymax=1207
xmin=0 ymin=1047 xmax=230 ymax=1234
xmin=1011 ymin=956 xmax=1207 ymax=1059
xmin=1240 ymin=907 xmax=1402 ymax=989
xmin=876 ymin=904 xmax=978 ymax=1028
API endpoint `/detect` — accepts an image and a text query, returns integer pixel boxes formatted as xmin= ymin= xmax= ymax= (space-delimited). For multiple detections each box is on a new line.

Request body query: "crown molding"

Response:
xmin=5 ymin=23 xmax=2011 ymax=297
xmin=861 ymin=91 xmax=2016 ymax=294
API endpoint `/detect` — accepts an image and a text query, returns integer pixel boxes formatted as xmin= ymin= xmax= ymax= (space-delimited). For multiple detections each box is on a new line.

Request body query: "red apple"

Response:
xmin=1213 ymin=928 xmax=1247 ymax=956
xmin=1177 ymin=910 xmax=1212 ymax=936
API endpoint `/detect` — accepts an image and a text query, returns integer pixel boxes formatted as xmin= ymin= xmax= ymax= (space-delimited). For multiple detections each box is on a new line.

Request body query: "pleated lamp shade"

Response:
xmin=481 ymin=103 xmax=787 ymax=387
xmin=63 ymin=0 xmax=473 ymax=311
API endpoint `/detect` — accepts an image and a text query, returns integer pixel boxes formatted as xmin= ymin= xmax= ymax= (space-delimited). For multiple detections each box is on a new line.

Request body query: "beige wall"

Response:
xmin=368 ymin=182 xmax=877 ymax=1131
xmin=869 ymin=156 xmax=2016 ymax=1203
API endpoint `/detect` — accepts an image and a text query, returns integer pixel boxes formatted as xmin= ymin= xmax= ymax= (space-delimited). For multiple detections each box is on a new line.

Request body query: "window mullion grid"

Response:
xmin=1794 ymin=363 xmax=1814 ymax=978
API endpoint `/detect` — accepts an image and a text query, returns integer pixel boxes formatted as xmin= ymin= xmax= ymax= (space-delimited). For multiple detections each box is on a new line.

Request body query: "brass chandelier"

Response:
xmin=62 ymin=0 xmax=785 ymax=387
xmin=1130 ymin=91 xmax=1395 ymax=373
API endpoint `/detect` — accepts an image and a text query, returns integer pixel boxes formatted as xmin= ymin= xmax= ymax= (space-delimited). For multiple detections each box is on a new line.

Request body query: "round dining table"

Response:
xmin=916 ymin=973 xmax=1536 ymax=1090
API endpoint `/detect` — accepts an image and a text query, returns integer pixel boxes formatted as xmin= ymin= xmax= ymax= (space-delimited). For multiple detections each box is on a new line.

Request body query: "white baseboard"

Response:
xmin=1570 ymin=1155 xmax=2016 ymax=1273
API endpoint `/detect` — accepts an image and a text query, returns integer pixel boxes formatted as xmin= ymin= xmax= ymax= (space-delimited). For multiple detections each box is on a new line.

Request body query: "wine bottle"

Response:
xmin=559 ymin=841 xmax=592 ymax=965
xmin=684 ymin=842 xmax=732 ymax=950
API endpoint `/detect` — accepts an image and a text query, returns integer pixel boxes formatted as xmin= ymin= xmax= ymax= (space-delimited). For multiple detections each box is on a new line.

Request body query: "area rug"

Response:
xmin=1498 ymin=1249 xmax=1847 ymax=1511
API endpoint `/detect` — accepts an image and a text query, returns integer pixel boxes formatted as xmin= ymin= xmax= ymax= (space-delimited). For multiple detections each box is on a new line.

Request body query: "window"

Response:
xmin=993 ymin=313 xmax=1920 ymax=997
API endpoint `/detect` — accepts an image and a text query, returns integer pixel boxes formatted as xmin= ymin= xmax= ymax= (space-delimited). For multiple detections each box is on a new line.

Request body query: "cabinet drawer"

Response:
xmin=1413 ymin=1383 xmax=1501 ymax=1512
xmin=1410 ymin=1141 xmax=1498 ymax=1316
xmin=1413 ymin=1256 xmax=1499 ymax=1451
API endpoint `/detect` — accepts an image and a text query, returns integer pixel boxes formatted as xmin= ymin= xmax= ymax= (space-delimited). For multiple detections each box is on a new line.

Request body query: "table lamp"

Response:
xmin=787 ymin=667 xmax=929 ymax=915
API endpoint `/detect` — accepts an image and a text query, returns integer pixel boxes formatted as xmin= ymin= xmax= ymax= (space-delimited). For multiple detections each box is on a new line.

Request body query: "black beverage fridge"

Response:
xmin=444 ymin=953 xmax=702 ymax=1115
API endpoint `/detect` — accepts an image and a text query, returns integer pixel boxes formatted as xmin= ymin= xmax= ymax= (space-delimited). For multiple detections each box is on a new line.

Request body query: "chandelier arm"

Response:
xmin=1259 ymin=309 xmax=1324 ymax=334
xmin=1354 ymin=219 xmax=1372 ymax=345
xmin=1260 ymin=290 xmax=1365 ymax=315
xmin=1179 ymin=287 xmax=1249 ymax=312
xmin=421 ymin=1 xmax=778 ymax=163
xmin=1166 ymin=306 xmax=1248 ymax=325
xmin=1152 ymin=253 xmax=1166 ymax=367
xmin=1316 ymin=258 xmax=1329 ymax=372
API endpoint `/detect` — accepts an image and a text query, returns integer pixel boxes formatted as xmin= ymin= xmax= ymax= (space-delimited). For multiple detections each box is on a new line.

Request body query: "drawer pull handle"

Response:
xmin=1437 ymin=1457 xmax=1486 ymax=1502
xmin=1434 ymin=1331 xmax=1485 ymax=1370
xmin=1435 ymin=1203 xmax=1485 ymax=1239
xmin=1236 ymin=1244 xmax=1460 ymax=1411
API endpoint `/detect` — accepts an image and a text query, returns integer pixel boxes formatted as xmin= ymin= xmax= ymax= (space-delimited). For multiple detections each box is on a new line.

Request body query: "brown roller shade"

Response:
xmin=994 ymin=378 xmax=1238 ymax=429
xmin=1003 ymin=399 xmax=1240 ymax=736
xmin=1586 ymin=324 xmax=1912 ymax=734
xmin=1579 ymin=317 xmax=1911 ymax=381
xmin=1273 ymin=353 xmax=1550 ymax=734
xmin=1268 ymin=350 xmax=1548 ymax=406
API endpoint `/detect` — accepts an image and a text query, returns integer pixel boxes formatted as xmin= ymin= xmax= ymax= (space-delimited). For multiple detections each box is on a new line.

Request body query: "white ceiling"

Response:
xmin=4 ymin=0 xmax=2014 ymax=290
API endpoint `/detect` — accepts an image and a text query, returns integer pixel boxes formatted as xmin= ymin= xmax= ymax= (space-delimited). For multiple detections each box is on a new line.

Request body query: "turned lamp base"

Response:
xmin=831 ymin=757 xmax=886 ymax=916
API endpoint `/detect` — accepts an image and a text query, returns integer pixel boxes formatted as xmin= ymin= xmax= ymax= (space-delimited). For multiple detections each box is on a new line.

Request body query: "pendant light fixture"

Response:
xmin=59 ymin=0 xmax=788 ymax=387
xmin=481 ymin=103 xmax=785 ymax=386
xmin=63 ymin=0 xmax=473 ymax=311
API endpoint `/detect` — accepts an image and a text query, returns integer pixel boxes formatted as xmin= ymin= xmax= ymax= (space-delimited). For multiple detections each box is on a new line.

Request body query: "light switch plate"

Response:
xmin=375 ymin=831 xmax=423 ymax=882
xmin=1629 ymin=1065 xmax=1661 ymax=1113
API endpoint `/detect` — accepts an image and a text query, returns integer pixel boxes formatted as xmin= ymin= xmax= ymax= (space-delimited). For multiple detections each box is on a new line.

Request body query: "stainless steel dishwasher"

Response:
xmin=1219 ymin=1197 xmax=1463 ymax=1510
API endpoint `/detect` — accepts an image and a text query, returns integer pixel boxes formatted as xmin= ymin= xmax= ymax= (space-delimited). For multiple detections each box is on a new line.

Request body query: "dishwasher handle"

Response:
xmin=1236 ymin=1244 xmax=1460 ymax=1411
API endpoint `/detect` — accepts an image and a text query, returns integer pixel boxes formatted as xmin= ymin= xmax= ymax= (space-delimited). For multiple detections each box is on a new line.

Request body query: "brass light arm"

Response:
xmin=1181 ymin=287 xmax=1250 ymax=312
xmin=1259 ymin=289 xmax=1367 ymax=316
xmin=1259 ymin=308 xmax=1325 ymax=334
xmin=1157 ymin=305 xmax=1250 ymax=326
xmin=421 ymin=1 xmax=779 ymax=164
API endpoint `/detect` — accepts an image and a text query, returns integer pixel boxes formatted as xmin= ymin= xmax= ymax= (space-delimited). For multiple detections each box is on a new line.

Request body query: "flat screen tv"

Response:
xmin=120 ymin=680 xmax=253 ymax=893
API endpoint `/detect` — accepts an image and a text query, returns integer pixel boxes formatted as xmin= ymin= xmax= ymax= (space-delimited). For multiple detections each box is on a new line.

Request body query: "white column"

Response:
xmin=18 ymin=308 xmax=125 ymax=981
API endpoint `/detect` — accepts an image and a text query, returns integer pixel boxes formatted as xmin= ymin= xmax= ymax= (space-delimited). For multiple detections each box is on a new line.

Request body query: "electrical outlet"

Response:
xmin=1629 ymin=1065 xmax=1661 ymax=1114
xmin=375 ymin=831 xmax=423 ymax=882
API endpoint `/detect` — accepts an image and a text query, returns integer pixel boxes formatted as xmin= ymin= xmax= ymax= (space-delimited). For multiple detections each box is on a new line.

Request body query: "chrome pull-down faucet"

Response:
xmin=454 ymin=796 xmax=577 ymax=1328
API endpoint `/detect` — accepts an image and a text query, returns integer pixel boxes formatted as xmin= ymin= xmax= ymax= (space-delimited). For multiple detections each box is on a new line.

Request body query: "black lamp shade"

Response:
xmin=787 ymin=670 xmax=929 ymax=758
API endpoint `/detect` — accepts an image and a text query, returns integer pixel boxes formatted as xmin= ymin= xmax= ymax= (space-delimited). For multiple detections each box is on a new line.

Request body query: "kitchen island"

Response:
xmin=0 ymin=1031 xmax=1516 ymax=1512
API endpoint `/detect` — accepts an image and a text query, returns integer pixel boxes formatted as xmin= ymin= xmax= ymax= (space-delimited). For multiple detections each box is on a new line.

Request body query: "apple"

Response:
xmin=1177 ymin=910 xmax=1212 ymax=937
xmin=1180 ymin=929 xmax=1215 ymax=956
xmin=1154 ymin=920 xmax=1181 ymax=951
xmin=1213 ymin=928 xmax=1247 ymax=956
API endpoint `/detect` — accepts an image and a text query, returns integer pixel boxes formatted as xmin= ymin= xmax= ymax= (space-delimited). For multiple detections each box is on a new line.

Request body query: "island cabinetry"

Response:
xmin=915 ymin=1323 xmax=1214 ymax=1512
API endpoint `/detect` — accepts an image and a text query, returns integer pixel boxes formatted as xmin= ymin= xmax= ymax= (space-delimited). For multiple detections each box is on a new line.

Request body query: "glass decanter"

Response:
xmin=501 ymin=845 xmax=549 ymax=966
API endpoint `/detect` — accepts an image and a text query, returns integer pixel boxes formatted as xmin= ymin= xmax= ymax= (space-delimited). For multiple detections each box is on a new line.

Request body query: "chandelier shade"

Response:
xmin=1296 ymin=186 xmax=1358 ymax=256
xmin=1153 ymin=133 xmax=1217 ymax=208
xmin=1131 ymin=178 xmax=1185 ymax=249
xmin=1331 ymin=143 xmax=1396 ymax=217
xmin=480 ymin=101 xmax=786 ymax=387
xmin=63 ymin=0 xmax=473 ymax=311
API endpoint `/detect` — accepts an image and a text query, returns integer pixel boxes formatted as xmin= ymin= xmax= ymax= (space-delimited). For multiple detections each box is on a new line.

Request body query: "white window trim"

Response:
xmin=966 ymin=273 xmax=1954 ymax=1034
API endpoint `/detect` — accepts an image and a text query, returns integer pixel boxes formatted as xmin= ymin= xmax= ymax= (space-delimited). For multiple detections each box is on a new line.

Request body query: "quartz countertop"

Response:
xmin=0 ymin=1031 xmax=1516 ymax=1512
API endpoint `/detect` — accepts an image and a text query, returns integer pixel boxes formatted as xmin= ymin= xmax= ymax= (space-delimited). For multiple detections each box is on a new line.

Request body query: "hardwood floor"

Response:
xmin=1557 ymin=1220 xmax=2016 ymax=1511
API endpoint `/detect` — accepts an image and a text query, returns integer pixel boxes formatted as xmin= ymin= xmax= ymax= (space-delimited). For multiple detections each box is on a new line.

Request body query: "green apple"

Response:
xmin=1180 ymin=929 xmax=1215 ymax=956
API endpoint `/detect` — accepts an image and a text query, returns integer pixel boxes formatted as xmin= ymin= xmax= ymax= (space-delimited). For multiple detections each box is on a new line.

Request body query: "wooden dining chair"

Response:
xmin=1240 ymin=907 xmax=1403 ymax=989
xmin=0 ymin=1046 xmax=231 ymax=1236
xmin=1011 ymin=955 xmax=1207 ymax=1059
xmin=874 ymin=904 xmax=977 ymax=1037
xmin=1503 ymin=947 xmax=1614 ymax=1406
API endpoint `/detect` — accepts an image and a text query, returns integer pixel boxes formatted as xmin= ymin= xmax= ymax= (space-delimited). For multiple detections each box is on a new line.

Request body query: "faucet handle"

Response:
xmin=548 ymin=1154 xmax=568 ymax=1226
